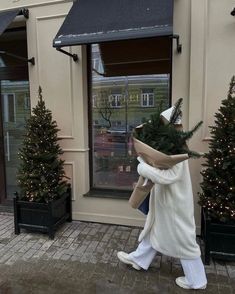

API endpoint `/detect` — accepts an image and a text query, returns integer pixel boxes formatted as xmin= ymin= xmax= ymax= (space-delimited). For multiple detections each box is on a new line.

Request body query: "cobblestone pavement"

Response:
xmin=0 ymin=213 xmax=234 ymax=294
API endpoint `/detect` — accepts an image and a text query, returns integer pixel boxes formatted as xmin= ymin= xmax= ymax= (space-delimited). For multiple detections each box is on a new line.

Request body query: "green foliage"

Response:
xmin=17 ymin=87 xmax=68 ymax=203
xmin=133 ymin=98 xmax=203 ymax=157
xmin=198 ymin=77 xmax=235 ymax=223
xmin=169 ymin=97 xmax=183 ymax=124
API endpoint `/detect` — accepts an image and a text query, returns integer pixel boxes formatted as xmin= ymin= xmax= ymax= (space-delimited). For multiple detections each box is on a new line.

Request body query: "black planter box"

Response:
xmin=201 ymin=208 xmax=235 ymax=264
xmin=13 ymin=186 xmax=72 ymax=239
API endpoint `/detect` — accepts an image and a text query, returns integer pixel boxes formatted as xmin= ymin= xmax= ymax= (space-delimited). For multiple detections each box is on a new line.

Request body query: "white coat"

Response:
xmin=137 ymin=160 xmax=201 ymax=260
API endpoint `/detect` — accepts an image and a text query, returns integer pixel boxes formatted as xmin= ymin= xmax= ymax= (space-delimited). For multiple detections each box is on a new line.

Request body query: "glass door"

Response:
xmin=0 ymin=27 xmax=29 ymax=204
xmin=1 ymin=80 xmax=30 ymax=200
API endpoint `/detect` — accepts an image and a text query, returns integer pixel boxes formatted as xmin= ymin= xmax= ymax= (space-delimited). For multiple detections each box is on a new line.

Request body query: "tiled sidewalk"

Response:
xmin=0 ymin=213 xmax=234 ymax=293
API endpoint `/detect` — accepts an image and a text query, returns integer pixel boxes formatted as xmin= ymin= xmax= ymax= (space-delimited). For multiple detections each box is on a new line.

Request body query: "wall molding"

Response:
xmin=71 ymin=212 xmax=201 ymax=234
xmin=62 ymin=148 xmax=89 ymax=152
xmin=58 ymin=135 xmax=74 ymax=139
xmin=35 ymin=13 xmax=75 ymax=138
xmin=72 ymin=212 xmax=145 ymax=227
xmin=202 ymin=136 xmax=211 ymax=142
xmin=201 ymin=0 xmax=210 ymax=141
xmin=36 ymin=13 xmax=67 ymax=21
xmin=64 ymin=161 xmax=76 ymax=201
xmin=189 ymin=0 xmax=211 ymax=142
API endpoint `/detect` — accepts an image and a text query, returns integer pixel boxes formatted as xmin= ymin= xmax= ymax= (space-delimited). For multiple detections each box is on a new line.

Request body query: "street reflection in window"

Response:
xmin=91 ymin=44 xmax=170 ymax=190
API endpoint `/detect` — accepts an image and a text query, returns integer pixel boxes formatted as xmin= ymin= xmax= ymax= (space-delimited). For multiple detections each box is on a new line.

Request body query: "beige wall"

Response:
xmin=1 ymin=0 xmax=234 ymax=229
xmin=188 ymin=0 xmax=235 ymax=228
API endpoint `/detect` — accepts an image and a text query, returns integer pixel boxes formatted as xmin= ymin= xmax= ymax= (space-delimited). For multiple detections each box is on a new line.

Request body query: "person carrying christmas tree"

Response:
xmin=117 ymin=100 xmax=207 ymax=290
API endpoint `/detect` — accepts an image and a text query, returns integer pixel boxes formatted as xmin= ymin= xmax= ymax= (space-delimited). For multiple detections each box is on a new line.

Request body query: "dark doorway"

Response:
xmin=0 ymin=28 xmax=30 ymax=205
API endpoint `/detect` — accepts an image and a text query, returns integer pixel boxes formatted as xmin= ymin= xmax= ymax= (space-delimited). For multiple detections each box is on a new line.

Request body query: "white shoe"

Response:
xmin=175 ymin=277 xmax=207 ymax=290
xmin=117 ymin=251 xmax=141 ymax=270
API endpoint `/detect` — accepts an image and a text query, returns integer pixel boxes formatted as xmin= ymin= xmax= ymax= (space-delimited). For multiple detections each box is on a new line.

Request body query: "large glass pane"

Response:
xmin=1 ymin=80 xmax=30 ymax=199
xmin=91 ymin=44 xmax=170 ymax=191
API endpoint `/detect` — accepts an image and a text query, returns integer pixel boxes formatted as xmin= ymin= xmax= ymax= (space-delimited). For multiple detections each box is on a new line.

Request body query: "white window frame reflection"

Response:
xmin=24 ymin=94 xmax=31 ymax=110
xmin=92 ymin=57 xmax=104 ymax=75
xmin=109 ymin=94 xmax=123 ymax=108
xmin=0 ymin=56 xmax=5 ymax=67
xmin=2 ymin=93 xmax=16 ymax=123
xmin=141 ymin=92 xmax=154 ymax=107
xmin=92 ymin=94 xmax=98 ymax=108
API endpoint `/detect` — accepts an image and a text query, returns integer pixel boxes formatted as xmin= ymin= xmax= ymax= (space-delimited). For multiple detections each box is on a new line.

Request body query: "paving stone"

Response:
xmin=218 ymin=284 xmax=233 ymax=294
xmin=215 ymin=260 xmax=227 ymax=271
xmin=101 ymin=247 xmax=114 ymax=263
xmin=206 ymin=273 xmax=218 ymax=287
xmin=226 ymin=262 xmax=235 ymax=279
xmin=99 ymin=224 xmax=109 ymax=233
xmin=40 ymin=240 xmax=54 ymax=251
xmin=125 ymin=236 xmax=138 ymax=246
xmin=60 ymin=253 xmax=71 ymax=261
xmin=107 ymin=225 xmax=117 ymax=235
xmin=130 ymin=228 xmax=140 ymax=237
xmin=107 ymin=237 xmax=126 ymax=250
xmin=4 ymin=252 xmax=23 ymax=265
xmin=0 ymin=251 xmax=15 ymax=264
xmin=31 ymin=249 xmax=46 ymax=259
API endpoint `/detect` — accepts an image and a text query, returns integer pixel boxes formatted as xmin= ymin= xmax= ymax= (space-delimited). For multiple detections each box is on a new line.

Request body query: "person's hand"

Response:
xmin=137 ymin=162 xmax=146 ymax=176
xmin=137 ymin=156 xmax=145 ymax=164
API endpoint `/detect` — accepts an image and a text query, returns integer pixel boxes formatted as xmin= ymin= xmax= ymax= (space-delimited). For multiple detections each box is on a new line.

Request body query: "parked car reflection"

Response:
xmin=106 ymin=127 xmax=131 ymax=142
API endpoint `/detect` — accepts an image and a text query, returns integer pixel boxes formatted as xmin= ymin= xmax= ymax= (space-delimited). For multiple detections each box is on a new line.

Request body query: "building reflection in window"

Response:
xmin=91 ymin=44 xmax=170 ymax=191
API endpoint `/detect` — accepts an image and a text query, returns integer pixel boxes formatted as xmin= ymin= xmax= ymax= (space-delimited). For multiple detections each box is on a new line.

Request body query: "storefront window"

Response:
xmin=0 ymin=27 xmax=30 ymax=202
xmin=90 ymin=43 xmax=171 ymax=191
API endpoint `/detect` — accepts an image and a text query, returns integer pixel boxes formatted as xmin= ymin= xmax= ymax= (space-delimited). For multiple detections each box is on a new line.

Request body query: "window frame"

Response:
xmin=141 ymin=90 xmax=155 ymax=108
xmin=24 ymin=93 xmax=30 ymax=110
xmin=1 ymin=93 xmax=16 ymax=123
xmin=87 ymin=41 xmax=172 ymax=198
xmin=108 ymin=93 xmax=123 ymax=108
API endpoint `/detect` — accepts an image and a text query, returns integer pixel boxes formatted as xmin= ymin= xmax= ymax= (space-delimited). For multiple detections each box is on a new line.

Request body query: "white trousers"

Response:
xmin=128 ymin=235 xmax=207 ymax=288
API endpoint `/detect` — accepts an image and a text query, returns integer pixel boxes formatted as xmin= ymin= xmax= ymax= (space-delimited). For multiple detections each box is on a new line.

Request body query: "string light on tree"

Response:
xmin=199 ymin=76 xmax=235 ymax=222
xmin=17 ymin=87 xmax=68 ymax=203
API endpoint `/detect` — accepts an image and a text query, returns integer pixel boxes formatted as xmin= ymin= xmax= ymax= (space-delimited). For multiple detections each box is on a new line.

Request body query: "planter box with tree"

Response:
xmin=14 ymin=87 xmax=72 ymax=239
xmin=199 ymin=77 xmax=235 ymax=264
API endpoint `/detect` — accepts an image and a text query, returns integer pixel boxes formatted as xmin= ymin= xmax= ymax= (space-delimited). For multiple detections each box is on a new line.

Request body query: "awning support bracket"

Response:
xmin=0 ymin=51 xmax=35 ymax=65
xmin=28 ymin=57 xmax=35 ymax=65
xmin=172 ymin=35 xmax=182 ymax=53
xmin=56 ymin=48 xmax=78 ymax=62
xmin=19 ymin=9 xmax=29 ymax=19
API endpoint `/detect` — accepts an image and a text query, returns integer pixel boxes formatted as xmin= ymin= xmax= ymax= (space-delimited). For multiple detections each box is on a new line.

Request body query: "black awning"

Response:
xmin=0 ymin=9 xmax=21 ymax=36
xmin=99 ymin=37 xmax=172 ymax=76
xmin=53 ymin=0 xmax=173 ymax=48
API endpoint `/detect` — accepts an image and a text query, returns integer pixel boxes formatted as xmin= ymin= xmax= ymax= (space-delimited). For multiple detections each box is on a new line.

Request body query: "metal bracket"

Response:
xmin=231 ymin=7 xmax=235 ymax=16
xmin=172 ymin=35 xmax=182 ymax=53
xmin=56 ymin=48 xmax=79 ymax=62
xmin=28 ymin=57 xmax=35 ymax=65
xmin=19 ymin=8 xmax=29 ymax=19
xmin=0 ymin=51 xmax=35 ymax=65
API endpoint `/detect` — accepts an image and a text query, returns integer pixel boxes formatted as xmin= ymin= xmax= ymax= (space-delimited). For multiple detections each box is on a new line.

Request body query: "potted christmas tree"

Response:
xmin=199 ymin=76 xmax=235 ymax=264
xmin=14 ymin=87 xmax=72 ymax=239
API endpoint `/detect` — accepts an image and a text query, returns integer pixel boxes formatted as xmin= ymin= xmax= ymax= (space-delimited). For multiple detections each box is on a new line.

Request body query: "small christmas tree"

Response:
xmin=134 ymin=98 xmax=203 ymax=158
xmin=17 ymin=87 xmax=68 ymax=203
xmin=199 ymin=77 xmax=235 ymax=223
